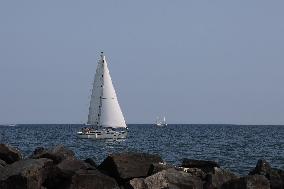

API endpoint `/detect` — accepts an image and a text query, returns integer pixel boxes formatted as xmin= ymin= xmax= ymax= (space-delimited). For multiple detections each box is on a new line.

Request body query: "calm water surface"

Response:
xmin=0 ymin=124 xmax=283 ymax=175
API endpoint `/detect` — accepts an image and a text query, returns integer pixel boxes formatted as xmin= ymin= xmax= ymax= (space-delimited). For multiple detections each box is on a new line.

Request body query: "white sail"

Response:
xmin=87 ymin=52 xmax=127 ymax=128
xmin=87 ymin=57 xmax=103 ymax=125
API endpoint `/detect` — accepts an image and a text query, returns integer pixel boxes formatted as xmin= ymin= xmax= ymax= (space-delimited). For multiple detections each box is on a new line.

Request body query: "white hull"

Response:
xmin=77 ymin=129 xmax=127 ymax=139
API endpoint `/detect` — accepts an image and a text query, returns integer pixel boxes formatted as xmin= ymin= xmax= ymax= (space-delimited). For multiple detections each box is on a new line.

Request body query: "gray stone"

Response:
xmin=204 ymin=167 xmax=238 ymax=189
xmin=144 ymin=168 xmax=203 ymax=189
xmin=221 ymin=175 xmax=270 ymax=189
xmin=70 ymin=169 xmax=120 ymax=189
xmin=31 ymin=145 xmax=75 ymax=164
xmin=0 ymin=158 xmax=53 ymax=189
xmin=98 ymin=152 xmax=162 ymax=183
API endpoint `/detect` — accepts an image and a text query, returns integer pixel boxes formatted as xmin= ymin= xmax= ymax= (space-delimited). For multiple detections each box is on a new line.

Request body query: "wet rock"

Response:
xmin=43 ymin=159 xmax=93 ymax=189
xmin=84 ymin=158 xmax=97 ymax=168
xmin=147 ymin=162 xmax=174 ymax=176
xmin=181 ymin=159 xmax=220 ymax=173
xmin=31 ymin=145 xmax=75 ymax=164
xmin=221 ymin=175 xmax=270 ymax=189
xmin=0 ymin=158 xmax=53 ymax=189
xmin=143 ymin=168 xmax=203 ymax=189
xmin=0 ymin=143 xmax=22 ymax=164
xmin=249 ymin=159 xmax=284 ymax=189
xmin=204 ymin=167 xmax=238 ymax=189
xmin=70 ymin=169 xmax=120 ymax=189
xmin=98 ymin=152 xmax=162 ymax=183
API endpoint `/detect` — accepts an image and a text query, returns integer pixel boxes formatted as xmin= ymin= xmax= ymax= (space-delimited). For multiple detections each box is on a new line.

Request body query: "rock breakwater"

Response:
xmin=0 ymin=143 xmax=283 ymax=189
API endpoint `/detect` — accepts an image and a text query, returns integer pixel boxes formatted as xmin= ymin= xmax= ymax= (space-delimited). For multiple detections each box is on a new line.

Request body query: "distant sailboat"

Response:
xmin=77 ymin=52 xmax=127 ymax=139
xmin=155 ymin=116 xmax=167 ymax=127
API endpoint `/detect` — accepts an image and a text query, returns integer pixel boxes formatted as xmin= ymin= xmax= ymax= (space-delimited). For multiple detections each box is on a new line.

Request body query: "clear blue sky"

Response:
xmin=0 ymin=1 xmax=283 ymax=124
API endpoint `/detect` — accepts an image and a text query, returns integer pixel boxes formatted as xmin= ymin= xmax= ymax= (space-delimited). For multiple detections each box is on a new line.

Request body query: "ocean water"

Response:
xmin=0 ymin=124 xmax=283 ymax=175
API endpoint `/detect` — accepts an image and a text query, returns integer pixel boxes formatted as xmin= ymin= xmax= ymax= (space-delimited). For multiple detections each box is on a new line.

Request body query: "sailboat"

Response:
xmin=77 ymin=52 xmax=127 ymax=139
xmin=155 ymin=116 xmax=167 ymax=127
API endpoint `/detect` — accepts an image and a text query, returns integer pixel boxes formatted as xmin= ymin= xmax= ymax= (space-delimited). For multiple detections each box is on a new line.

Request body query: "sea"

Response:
xmin=0 ymin=124 xmax=283 ymax=175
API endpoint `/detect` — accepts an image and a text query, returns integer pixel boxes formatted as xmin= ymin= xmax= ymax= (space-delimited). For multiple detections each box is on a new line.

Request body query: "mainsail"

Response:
xmin=87 ymin=52 xmax=127 ymax=128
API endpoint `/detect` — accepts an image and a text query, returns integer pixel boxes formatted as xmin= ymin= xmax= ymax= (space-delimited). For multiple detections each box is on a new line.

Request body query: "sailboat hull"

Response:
xmin=77 ymin=129 xmax=127 ymax=139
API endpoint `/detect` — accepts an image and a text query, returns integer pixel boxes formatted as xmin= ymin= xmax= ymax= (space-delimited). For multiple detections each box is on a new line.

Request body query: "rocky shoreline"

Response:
xmin=0 ymin=143 xmax=283 ymax=189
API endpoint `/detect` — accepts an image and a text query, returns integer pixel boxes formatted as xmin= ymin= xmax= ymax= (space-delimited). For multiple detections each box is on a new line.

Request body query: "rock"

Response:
xmin=84 ymin=158 xmax=97 ymax=168
xmin=31 ymin=145 xmax=75 ymax=164
xmin=181 ymin=158 xmax=220 ymax=173
xmin=143 ymin=168 xmax=203 ymax=189
xmin=0 ymin=143 xmax=22 ymax=164
xmin=148 ymin=162 xmax=174 ymax=176
xmin=0 ymin=159 xmax=7 ymax=167
xmin=249 ymin=159 xmax=284 ymax=189
xmin=129 ymin=178 xmax=147 ymax=189
xmin=183 ymin=167 xmax=207 ymax=180
xmin=70 ymin=169 xmax=120 ymax=189
xmin=98 ymin=152 xmax=162 ymax=183
xmin=221 ymin=175 xmax=270 ymax=189
xmin=0 ymin=158 xmax=53 ymax=189
xmin=204 ymin=167 xmax=238 ymax=189
xmin=249 ymin=159 xmax=272 ymax=176
xmin=43 ymin=159 xmax=93 ymax=189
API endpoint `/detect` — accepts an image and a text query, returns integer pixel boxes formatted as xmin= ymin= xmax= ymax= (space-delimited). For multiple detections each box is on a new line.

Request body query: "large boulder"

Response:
xmin=204 ymin=167 xmax=238 ymax=189
xmin=98 ymin=152 xmax=163 ymax=183
xmin=0 ymin=144 xmax=22 ymax=164
xmin=249 ymin=159 xmax=284 ymax=189
xmin=221 ymin=175 xmax=270 ymax=189
xmin=130 ymin=168 xmax=203 ymax=189
xmin=43 ymin=159 xmax=94 ymax=189
xmin=70 ymin=169 xmax=120 ymax=189
xmin=31 ymin=145 xmax=75 ymax=164
xmin=181 ymin=159 xmax=220 ymax=173
xmin=0 ymin=158 xmax=53 ymax=189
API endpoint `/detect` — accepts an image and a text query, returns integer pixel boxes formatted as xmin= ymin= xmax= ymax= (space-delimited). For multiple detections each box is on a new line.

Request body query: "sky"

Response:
xmin=0 ymin=1 xmax=284 ymax=124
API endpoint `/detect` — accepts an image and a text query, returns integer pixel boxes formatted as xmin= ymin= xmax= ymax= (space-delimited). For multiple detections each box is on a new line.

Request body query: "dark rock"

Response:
xmin=0 ymin=143 xmax=22 ymax=164
xmin=143 ymin=168 xmax=203 ymax=189
xmin=249 ymin=159 xmax=272 ymax=176
xmin=0 ymin=158 xmax=53 ymax=189
xmin=181 ymin=158 xmax=220 ymax=173
xmin=147 ymin=162 xmax=174 ymax=176
xmin=31 ymin=145 xmax=75 ymax=164
xmin=70 ymin=169 xmax=120 ymax=189
xmin=204 ymin=167 xmax=238 ymax=189
xmin=43 ymin=159 xmax=93 ymax=189
xmin=221 ymin=175 xmax=270 ymax=189
xmin=249 ymin=159 xmax=284 ymax=189
xmin=98 ymin=152 xmax=162 ymax=183
xmin=0 ymin=159 xmax=7 ymax=167
xmin=84 ymin=158 xmax=97 ymax=168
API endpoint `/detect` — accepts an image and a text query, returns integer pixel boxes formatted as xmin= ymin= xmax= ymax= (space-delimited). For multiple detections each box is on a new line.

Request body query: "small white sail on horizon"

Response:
xmin=155 ymin=116 xmax=167 ymax=127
